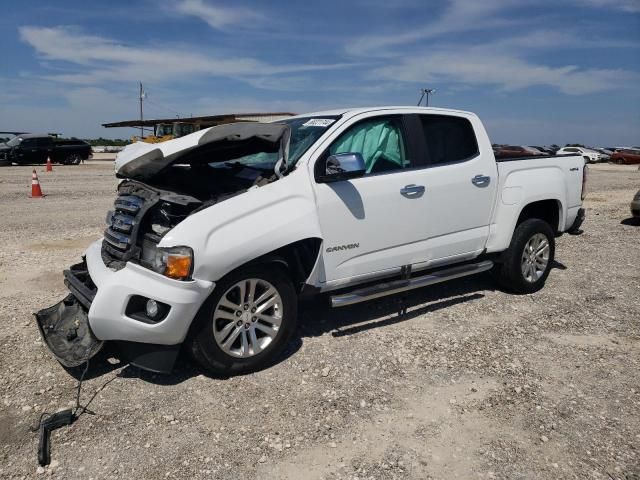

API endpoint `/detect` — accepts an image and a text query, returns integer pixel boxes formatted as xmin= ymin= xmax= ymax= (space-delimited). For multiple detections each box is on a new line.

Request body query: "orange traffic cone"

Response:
xmin=46 ymin=156 xmax=53 ymax=172
xmin=30 ymin=169 xmax=44 ymax=198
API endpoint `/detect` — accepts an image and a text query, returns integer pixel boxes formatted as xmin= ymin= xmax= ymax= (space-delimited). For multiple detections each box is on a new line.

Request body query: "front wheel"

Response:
xmin=189 ymin=264 xmax=297 ymax=376
xmin=493 ymin=218 xmax=555 ymax=294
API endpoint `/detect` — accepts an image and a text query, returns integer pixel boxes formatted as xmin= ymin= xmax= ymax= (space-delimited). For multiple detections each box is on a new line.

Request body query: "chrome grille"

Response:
xmin=114 ymin=195 xmax=144 ymax=214
xmin=102 ymin=194 xmax=145 ymax=263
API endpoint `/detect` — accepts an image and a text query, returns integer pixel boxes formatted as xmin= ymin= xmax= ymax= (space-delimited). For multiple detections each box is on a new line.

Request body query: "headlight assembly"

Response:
xmin=144 ymin=245 xmax=194 ymax=280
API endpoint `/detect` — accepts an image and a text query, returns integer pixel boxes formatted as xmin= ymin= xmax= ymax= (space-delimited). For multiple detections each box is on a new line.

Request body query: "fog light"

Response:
xmin=146 ymin=299 xmax=159 ymax=318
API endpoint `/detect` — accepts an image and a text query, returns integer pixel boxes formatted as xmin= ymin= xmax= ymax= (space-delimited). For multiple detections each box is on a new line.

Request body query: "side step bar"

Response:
xmin=330 ymin=260 xmax=494 ymax=308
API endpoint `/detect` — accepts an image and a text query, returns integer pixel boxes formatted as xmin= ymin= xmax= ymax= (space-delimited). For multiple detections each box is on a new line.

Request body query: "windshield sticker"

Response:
xmin=302 ymin=118 xmax=336 ymax=128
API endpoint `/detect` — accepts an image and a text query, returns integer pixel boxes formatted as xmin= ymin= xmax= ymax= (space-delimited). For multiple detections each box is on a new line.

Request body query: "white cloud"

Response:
xmin=19 ymin=26 xmax=353 ymax=87
xmin=345 ymin=0 xmax=639 ymax=95
xmin=173 ymin=0 xmax=265 ymax=30
xmin=575 ymin=0 xmax=640 ymax=12
xmin=345 ymin=0 xmax=523 ymax=56
xmin=372 ymin=46 xmax=639 ymax=94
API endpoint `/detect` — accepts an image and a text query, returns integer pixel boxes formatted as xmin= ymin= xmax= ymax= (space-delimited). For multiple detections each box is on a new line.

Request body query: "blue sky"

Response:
xmin=0 ymin=0 xmax=638 ymax=145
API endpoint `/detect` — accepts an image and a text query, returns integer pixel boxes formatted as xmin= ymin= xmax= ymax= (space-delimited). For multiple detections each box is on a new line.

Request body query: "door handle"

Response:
xmin=400 ymin=184 xmax=425 ymax=197
xmin=471 ymin=175 xmax=491 ymax=187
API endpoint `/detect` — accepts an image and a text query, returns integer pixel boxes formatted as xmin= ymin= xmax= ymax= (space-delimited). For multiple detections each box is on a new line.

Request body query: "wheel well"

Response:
xmin=517 ymin=200 xmax=561 ymax=234
xmin=247 ymin=238 xmax=322 ymax=291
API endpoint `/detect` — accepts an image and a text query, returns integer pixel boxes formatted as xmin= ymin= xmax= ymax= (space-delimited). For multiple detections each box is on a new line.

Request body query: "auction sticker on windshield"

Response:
xmin=302 ymin=119 xmax=336 ymax=127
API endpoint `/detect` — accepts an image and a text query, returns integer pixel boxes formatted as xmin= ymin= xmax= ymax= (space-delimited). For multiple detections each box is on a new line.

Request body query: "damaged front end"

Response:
xmin=35 ymin=262 xmax=103 ymax=368
xmin=34 ymin=122 xmax=293 ymax=371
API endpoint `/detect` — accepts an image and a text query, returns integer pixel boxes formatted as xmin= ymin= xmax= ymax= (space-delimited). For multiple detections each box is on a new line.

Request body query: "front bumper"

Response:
xmin=36 ymin=239 xmax=215 ymax=371
xmin=84 ymin=239 xmax=215 ymax=345
xmin=35 ymin=294 xmax=104 ymax=368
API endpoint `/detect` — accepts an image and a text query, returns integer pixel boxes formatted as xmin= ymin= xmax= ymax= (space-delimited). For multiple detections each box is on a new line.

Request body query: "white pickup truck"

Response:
xmin=36 ymin=106 xmax=587 ymax=375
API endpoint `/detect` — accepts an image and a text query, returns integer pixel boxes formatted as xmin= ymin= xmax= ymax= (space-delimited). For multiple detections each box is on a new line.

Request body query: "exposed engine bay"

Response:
xmin=103 ymin=124 xmax=288 ymax=270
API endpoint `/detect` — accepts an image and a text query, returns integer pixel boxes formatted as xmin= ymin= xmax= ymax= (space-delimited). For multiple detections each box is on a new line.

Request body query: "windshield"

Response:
xmin=6 ymin=137 xmax=22 ymax=147
xmin=218 ymin=116 xmax=340 ymax=170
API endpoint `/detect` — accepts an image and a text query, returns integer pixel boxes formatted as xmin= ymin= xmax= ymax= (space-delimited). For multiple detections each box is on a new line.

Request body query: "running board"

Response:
xmin=330 ymin=260 xmax=494 ymax=308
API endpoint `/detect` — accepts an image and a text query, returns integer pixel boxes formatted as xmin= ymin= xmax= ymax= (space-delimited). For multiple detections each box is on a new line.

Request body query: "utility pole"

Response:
xmin=417 ymin=88 xmax=436 ymax=107
xmin=139 ymin=82 xmax=145 ymax=138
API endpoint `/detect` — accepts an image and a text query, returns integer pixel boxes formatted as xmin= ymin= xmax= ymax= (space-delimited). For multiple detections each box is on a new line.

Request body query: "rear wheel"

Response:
xmin=493 ymin=218 xmax=555 ymax=294
xmin=189 ymin=264 xmax=297 ymax=375
xmin=66 ymin=154 xmax=81 ymax=165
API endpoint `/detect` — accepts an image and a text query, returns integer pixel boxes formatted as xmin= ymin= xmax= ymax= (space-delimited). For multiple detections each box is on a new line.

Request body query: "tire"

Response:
xmin=189 ymin=263 xmax=298 ymax=376
xmin=66 ymin=154 xmax=81 ymax=165
xmin=493 ymin=218 xmax=555 ymax=294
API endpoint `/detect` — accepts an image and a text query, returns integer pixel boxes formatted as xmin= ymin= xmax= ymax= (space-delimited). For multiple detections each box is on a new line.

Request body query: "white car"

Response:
xmin=556 ymin=146 xmax=602 ymax=163
xmin=36 ymin=106 xmax=587 ymax=375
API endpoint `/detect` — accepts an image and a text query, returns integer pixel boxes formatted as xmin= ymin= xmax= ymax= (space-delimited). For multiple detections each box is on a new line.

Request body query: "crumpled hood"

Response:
xmin=115 ymin=122 xmax=290 ymax=179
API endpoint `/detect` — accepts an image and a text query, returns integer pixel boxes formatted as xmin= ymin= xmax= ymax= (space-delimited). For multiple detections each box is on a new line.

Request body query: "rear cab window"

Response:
xmin=418 ymin=115 xmax=479 ymax=166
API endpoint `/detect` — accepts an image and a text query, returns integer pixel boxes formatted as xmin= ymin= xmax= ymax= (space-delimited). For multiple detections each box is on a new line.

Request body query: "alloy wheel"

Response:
xmin=521 ymin=233 xmax=550 ymax=283
xmin=212 ymin=278 xmax=283 ymax=358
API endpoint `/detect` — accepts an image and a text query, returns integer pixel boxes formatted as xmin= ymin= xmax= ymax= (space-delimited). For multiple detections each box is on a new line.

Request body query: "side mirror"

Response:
xmin=317 ymin=152 xmax=366 ymax=183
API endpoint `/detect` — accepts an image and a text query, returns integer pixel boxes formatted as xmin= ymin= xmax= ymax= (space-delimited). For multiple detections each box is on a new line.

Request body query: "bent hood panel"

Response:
xmin=115 ymin=122 xmax=290 ymax=179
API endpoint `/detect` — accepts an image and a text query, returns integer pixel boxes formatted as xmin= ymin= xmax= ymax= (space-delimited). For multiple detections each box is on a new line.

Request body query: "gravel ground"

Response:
xmin=0 ymin=162 xmax=638 ymax=480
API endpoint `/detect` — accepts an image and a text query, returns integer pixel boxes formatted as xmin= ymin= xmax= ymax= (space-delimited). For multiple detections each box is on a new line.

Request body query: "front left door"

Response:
xmin=18 ymin=138 xmax=39 ymax=164
xmin=311 ymin=113 xmax=431 ymax=285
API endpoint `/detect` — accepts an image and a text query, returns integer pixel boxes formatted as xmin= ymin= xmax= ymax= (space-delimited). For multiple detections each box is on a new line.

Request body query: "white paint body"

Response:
xmin=85 ymin=107 xmax=586 ymax=345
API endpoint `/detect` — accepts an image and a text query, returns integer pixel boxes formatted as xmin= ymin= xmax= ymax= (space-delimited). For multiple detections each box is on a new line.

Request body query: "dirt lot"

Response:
xmin=1 ymin=162 xmax=638 ymax=479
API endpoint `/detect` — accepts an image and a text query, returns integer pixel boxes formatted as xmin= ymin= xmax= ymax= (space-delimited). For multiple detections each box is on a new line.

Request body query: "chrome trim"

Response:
xmin=110 ymin=212 xmax=136 ymax=233
xmin=322 ymin=267 xmax=403 ymax=292
xmin=471 ymin=175 xmax=491 ymax=187
xmin=400 ymin=184 xmax=426 ymax=197
xmin=114 ymin=195 xmax=144 ymax=214
xmin=104 ymin=228 xmax=131 ymax=250
xmin=330 ymin=260 xmax=493 ymax=307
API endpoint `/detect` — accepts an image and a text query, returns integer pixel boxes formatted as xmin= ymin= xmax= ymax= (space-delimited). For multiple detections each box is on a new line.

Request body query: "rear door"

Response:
xmin=412 ymin=113 xmax=497 ymax=265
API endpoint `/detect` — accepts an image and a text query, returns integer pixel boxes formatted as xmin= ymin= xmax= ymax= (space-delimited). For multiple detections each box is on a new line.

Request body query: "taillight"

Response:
xmin=581 ymin=165 xmax=588 ymax=200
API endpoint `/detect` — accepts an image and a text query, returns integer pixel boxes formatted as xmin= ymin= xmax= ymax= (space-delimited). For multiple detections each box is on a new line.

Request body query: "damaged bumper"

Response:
xmin=35 ymin=293 xmax=103 ymax=368
xmin=36 ymin=239 xmax=215 ymax=372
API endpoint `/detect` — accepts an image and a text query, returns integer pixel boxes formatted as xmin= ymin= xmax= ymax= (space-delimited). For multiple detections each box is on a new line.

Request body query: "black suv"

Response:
xmin=0 ymin=134 xmax=92 ymax=166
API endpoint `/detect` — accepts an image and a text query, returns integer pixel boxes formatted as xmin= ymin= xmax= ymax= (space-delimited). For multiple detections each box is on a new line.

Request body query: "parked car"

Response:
xmin=631 ymin=190 xmax=640 ymax=218
xmin=494 ymin=145 xmax=543 ymax=158
xmin=36 ymin=106 xmax=587 ymax=376
xmin=611 ymin=149 xmax=640 ymax=165
xmin=556 ymin=147 xmax=602 ymax=163
xmin=529 ymin=146 xmax=554 ymax=155
xmin=592 ymin=148 xmax=612 ymax=162
xmin=0 ymin=134 xmax=92 ymax=166
xmin=526 ymin=146 xmax=550 ymax=156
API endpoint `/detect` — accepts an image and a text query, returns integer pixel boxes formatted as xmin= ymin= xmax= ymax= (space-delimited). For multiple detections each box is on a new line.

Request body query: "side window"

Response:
xmin=328 ymin=116 xmax=410 ymax=175
xmin=419 ymin=115 xmax=478 ymax=165
xmin=37 ymin=137 xmax=53 ymax=148
xmin=20 ymin=138 xmax=36 ymax=148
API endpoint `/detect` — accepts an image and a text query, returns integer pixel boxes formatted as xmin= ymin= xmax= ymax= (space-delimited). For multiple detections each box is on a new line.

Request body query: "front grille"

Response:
xmin=102 ymin=194 xmax=147 ymax=268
